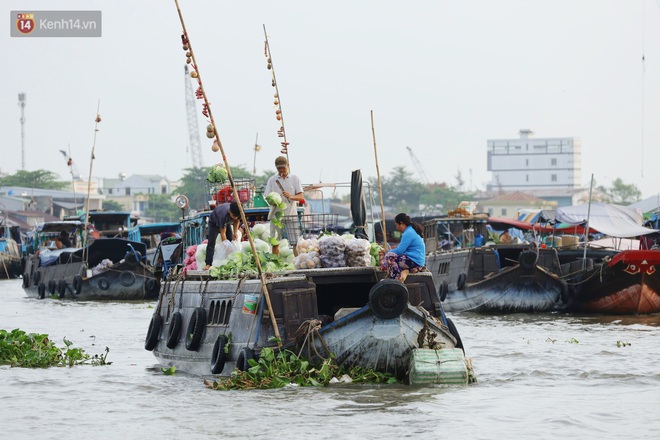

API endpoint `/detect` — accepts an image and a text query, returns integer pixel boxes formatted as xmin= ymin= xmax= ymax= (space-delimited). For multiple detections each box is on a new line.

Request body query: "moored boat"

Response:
xmin=22 ymin=220 xmax=159 ymax=300
xmin=562 ymin=249 xmax=660 ymax=314
xmin=145 ymin=200 xmax=468 ymax=382
xmin=423 ymin=214 xmax=567 ymax=313
xmin=146 ymin=264 xmax=464 ymax=381
xmin=0 ymin=218 xmax=23 ymax=279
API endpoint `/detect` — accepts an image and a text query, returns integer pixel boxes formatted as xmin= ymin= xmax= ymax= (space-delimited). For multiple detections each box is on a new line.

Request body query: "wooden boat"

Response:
xmin=145 ymin=207 xmax=466 ymax=382
xmin=504 ymin=204 xmax=660 ymax=314
xmin=1 ymin=224 xmax=22 ymax=279
xmin=127 ymin=221 xmax=182 ymax=285
xmin=560 ymin=249 xmax=660 ymax=314
xmin=22 ymin=220 xmax=159 ymax=300
xmin=423 ymin=215 xmax=567 ymax=313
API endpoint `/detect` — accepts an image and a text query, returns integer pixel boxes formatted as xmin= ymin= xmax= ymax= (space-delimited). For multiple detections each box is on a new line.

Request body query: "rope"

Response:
xmin=295 ymin=319 xmax=331 ymax=361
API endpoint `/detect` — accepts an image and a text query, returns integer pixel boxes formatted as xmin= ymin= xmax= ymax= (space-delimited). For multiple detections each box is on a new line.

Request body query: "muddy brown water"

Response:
xmin=1 ymin=279 xmax=659 ymax=439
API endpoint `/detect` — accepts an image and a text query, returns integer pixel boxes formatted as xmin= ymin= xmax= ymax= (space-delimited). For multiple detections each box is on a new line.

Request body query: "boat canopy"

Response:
xmin=555 ymin=203 xmax=659 ymax=238
xmin=62 ymin=238 xmax=148 ymax=266
xmin=38 ymin=221 xmax=85 ymax=233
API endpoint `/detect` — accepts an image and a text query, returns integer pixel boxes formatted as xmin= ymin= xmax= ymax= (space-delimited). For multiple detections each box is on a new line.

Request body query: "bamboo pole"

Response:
xmin=582 ymin=174 xmax=594 ymax=269
xmin=370 ymin=110 xmax=388 ymax=250
xmin=174 ymin=0 xmax=281 ymax=344
xmin=82 ymin=101 xmax=101 ymax=272
xmin=263 ymin=25 xmax=290 ymax=166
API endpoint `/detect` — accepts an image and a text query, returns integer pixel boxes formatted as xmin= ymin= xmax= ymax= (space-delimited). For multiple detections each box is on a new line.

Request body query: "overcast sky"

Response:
xmin=3 ymin=1 xmax=660 ymax=200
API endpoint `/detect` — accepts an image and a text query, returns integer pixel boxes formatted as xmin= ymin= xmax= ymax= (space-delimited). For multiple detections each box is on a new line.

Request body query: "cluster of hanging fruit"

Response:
xmin=182 ymin=33 xmax=216 ymax=151
xmin=265 ymin=41 xmax=288 ymax=155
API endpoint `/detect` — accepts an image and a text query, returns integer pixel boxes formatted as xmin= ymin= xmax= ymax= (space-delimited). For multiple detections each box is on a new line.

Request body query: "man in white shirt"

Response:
xmin=264 ymin=155 xmax=304 ymax=255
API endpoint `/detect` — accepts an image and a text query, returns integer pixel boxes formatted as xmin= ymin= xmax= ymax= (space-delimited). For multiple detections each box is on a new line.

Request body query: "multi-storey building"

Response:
xmin=487 ymin=129 xmax=581 ymax=192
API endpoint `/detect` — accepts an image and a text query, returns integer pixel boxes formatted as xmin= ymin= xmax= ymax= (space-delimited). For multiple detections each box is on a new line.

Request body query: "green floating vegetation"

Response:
xmin=161 ymin=366 xmax=177 ymax=375
xmin=616 ymin=341 xmax=631 ymax=347
xmin=0 ymin=328 xmax=111 ymax=368
xmin=205 ymin=347 xmax=397 ymax=390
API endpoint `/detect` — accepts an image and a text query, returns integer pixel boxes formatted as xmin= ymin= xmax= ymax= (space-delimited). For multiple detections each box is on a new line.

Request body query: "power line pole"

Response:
xmin=18 ymin=93 xmax=26 ymax=170
xmin=184 ymin=65 xmax=203 ymax=168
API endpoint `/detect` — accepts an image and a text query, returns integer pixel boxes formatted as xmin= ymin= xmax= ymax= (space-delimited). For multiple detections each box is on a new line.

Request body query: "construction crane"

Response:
xmin=184 ymin=65 xmax=203 ymax=169
xmin=59 ymin=147 xmax=81 ymax=180
xmin=406 ymin=146 xmax=431 ymax=184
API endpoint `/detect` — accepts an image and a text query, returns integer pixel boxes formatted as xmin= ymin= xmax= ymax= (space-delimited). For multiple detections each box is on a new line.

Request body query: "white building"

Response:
xmin=100 ymin=174 xmax=171 ymax=197
xmin=487 ymin=129 xmax=581 ymax=192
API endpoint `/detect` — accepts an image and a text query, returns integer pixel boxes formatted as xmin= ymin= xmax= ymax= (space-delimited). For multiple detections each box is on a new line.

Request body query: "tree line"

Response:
xmin=0 ymin=168 xmax=644 ymax=222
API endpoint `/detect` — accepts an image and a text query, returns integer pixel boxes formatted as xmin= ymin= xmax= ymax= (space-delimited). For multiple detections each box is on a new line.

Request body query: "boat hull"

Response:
xmin=22 ymin=238 xmax=159 ymax=300
xmin=443 ymin=265 xmax=565 ymax=313
xmin=316 ymin=305 xmax=455 ymax=378
xmin=565 ymin=250 xmax=660 ymax=314
xmin=428 ymin=247 xmax=566 ymax=313
xmin=148 ymin=269 xmax=459 ymax=379
xmin=0 ymin=254 xmax=22 ymax=279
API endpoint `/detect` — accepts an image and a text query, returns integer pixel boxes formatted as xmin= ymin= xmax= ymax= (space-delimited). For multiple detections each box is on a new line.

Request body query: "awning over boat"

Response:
xmin=555 ymin=203 xmax=659 ymax=237
xmin=137 ymin=222 xmax=181 ymax=235
xmin=38 ymin=221 xmax=85 ymax=233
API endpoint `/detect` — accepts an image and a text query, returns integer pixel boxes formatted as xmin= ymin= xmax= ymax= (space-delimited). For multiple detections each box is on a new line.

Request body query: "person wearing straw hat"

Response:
xmin=265 ymin=155 xmax=304 ymax=255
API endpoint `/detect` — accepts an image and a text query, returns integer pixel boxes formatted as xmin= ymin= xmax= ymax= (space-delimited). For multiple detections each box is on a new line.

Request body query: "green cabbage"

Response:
xmin=207 ymin=165 xmax=228 ymax=183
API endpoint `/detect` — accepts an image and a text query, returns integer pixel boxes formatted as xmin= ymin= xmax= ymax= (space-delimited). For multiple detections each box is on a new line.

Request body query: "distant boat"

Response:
xmin=22 ymin=219 xmax=159 ymax=300
xmin=541 ymin=203 xmax=660 ymax=314
xmin=0 ymin=225 xmax=22 ymax=279
xmin=423 ymin=214 xmax=566 ymax=313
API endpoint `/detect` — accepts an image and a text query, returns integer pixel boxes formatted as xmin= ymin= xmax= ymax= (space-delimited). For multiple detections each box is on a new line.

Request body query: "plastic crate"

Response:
xmin=208 ymin=178 xmax=255 ymax=207
xmin=282 ymin=213 xmax=339 ymax=242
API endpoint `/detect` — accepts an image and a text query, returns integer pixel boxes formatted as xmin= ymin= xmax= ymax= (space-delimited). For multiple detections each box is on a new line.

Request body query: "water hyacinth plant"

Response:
xmin=0 ymin=328 xmax=111 ymax=368
xmin=205 ymin=346 xmax=397 ymax=390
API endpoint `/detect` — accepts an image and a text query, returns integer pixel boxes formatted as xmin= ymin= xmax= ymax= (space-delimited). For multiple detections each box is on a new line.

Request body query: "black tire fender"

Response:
xmin=236 ymin=346 xmax=255 ymax=372
xmin=73 ymin=275 xmax=83 ymax=295
xmin=145 ymin=277 xmax=157 ymax=293
xmin=33 ymin=270 xmax=41 ymax=286
xmin=22 ymin=271 xmax=30 ymax=288
xmin=57 ymin=280 xmax=66 ymax=298
xmin=210 ymin=335 xmax=229 ymax=374
xmin=368 ymin=279 xmax=408 ymax=319
xmin=446 ymin=317 xmax=464 ymax=352
xmin=97 ymin=277 xmax=110 ymax=291
xmin=185 ymin=307 xmax=207 ymax=351
xmin=38 ymin=283 xmax=46 ymax=299
xmin=439 ymin=280 xmax=449 ymax=302
xmin=456 ymin=273 xmax=467 ymax=291
xmin=48 ymin=280 xmax=57 ymax=295
xmin=519 ymin=250 xmax=538 ymax=272
xmin=145 ymin=314 xmax=163 ymax=351
xmin=119 ymin=271 xmax=136 ymax=287
xmin=166 ymin=312 xmax=183 ymax=349
xmin=560 ymin=281 xmax=570 ymax=304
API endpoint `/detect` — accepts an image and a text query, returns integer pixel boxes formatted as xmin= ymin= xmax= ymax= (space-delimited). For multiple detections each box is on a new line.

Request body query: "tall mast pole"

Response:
xmin=18 ymin=93 xmax=26 ymax=170
xmin=175 ymin=0 xmax=281 ymax=343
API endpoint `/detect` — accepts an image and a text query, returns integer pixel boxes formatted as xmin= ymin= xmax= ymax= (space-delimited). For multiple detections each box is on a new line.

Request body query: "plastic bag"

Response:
xmin=212 ymin=240 xmax=240 ymax=267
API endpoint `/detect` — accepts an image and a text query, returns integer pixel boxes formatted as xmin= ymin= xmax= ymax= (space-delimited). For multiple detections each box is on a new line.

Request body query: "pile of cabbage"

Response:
xmin=207 ymin=164 xmax=228 ymax=183
xmin=197 ymin=223 xmax=295 ymax=280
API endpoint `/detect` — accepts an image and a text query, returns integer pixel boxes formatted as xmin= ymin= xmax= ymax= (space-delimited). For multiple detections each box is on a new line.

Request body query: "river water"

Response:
xmin=1 ymin=278 xmax=659 ymax=440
